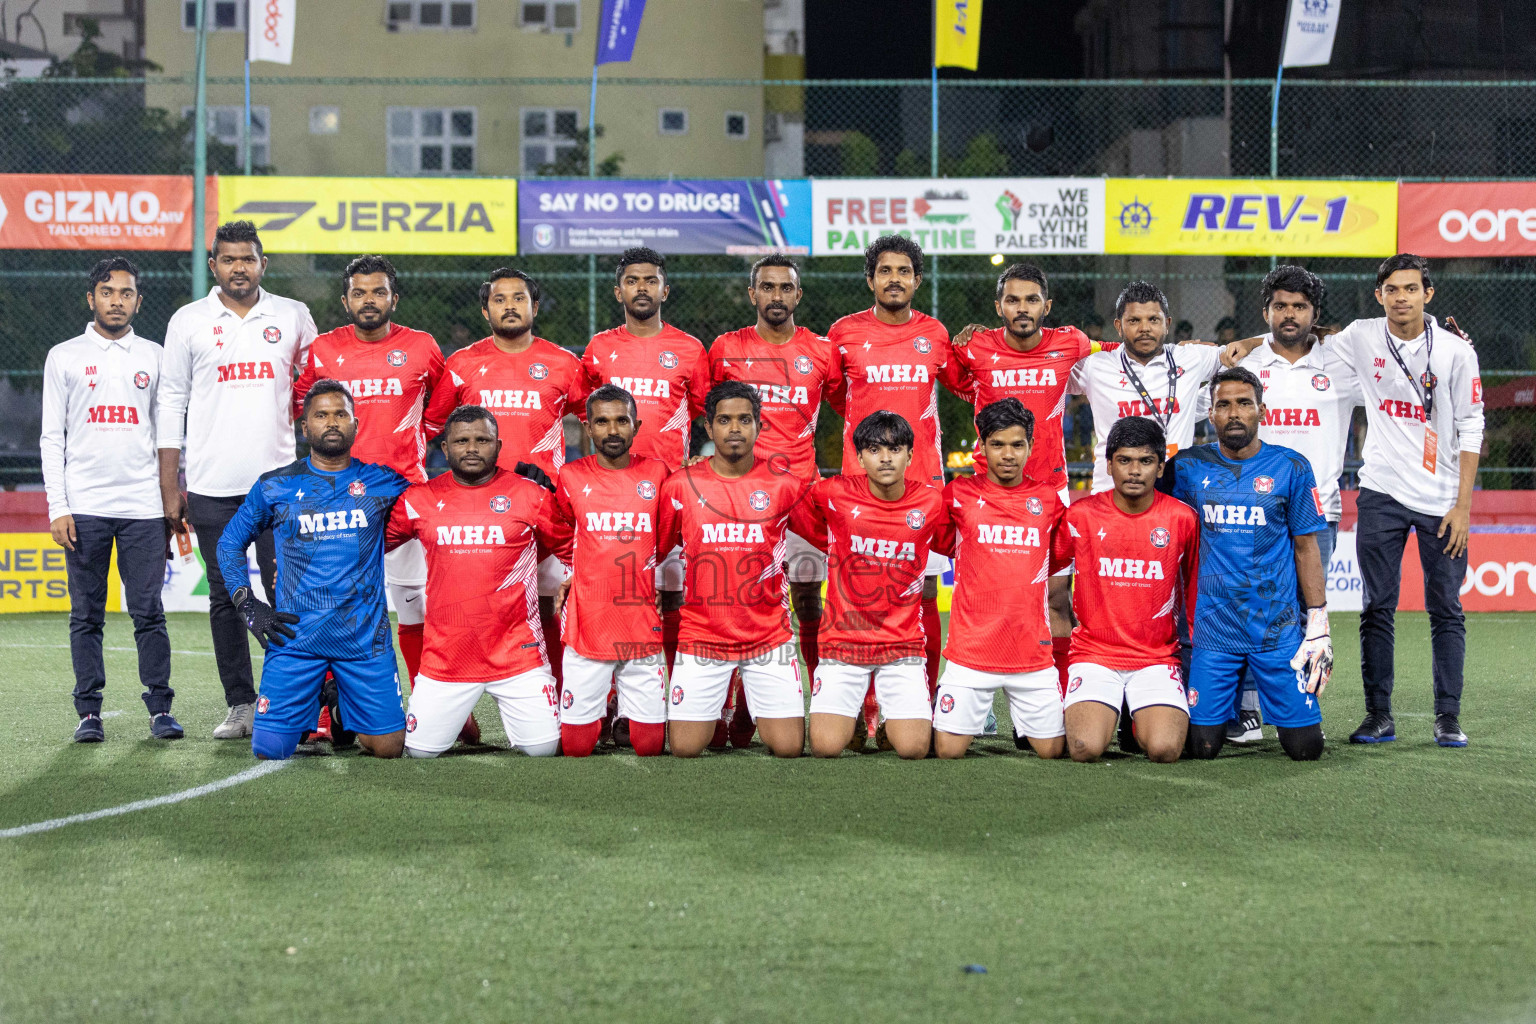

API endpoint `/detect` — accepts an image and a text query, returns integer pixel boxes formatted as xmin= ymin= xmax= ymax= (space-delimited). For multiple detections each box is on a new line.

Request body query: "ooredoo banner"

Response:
xmin=1397 ymin=181 xmax=1536 ymax=257
xmin=1327 ymin=531 xmax=1536 ymax=613
xmin=0 ymin=175 xmax=217 ymax=250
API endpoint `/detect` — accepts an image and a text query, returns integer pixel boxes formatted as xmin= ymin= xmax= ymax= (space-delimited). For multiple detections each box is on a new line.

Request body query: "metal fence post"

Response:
xmin=191 ymin=0 xmax=210 ymax=298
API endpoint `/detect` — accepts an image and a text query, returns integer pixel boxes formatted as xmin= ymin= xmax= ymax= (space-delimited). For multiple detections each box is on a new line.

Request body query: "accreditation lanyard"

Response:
xmin=1384 ymin=317 xmax=1439 ymax=473
xmin=1121 ymin=347 xmax=1178 ymax=429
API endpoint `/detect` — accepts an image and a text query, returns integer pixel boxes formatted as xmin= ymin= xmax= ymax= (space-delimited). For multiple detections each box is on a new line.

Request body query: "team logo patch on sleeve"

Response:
xmin=490 ymin=494 xmax=511 ymax=513
xmin=1150 ymin=526 xmax=1170 ymax=548
xmin=262 ymin=326 xmax=282 ymax=344
xmin=670 ymin=685 xmax=684 ymax=705
xmin=1472 ymin=377 xmax=1483 ymax=404
xmin=1253 ymin=476 xmax=1274 ymax=494
xmin=637 ymin=480 xmax=657 ymax=500
xmin=387 ymin=349 xmax=408 ymax=367
xmin=1311 ymin=373 xmax=1331 ymax=391
xmin=658 ymin=350 xmax=679 ymax=369
xmin=794 ymin=355 xmax=814 ymax=375
xmin=748 ymin=489 xmax=770 ymax=512
xmin=1025 ymin=496 xmax=1044 ymax=516
xmin=938 ymin=694 xmax=954 ymax=713
xmin=133 ymin=370 xmax=151 ymax=389
xmin=906 ymin=509 xmax=926 ymax=530
xmin=913 ymin=336 xmax=932 ymax=354
xmin=528 ymin=363 xmax=549 ymax=380
xmin=1312 ymin=487 xmax=1325 ymax=516
xmin=256 ymin=696 xmax=270 ymax=714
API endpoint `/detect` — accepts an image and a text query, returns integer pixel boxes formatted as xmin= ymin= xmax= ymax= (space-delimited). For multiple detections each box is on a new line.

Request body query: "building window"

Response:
xmin=386 ymin=0 xmax=475 ymax=30
xmin=520 ymin=0 xmax=579 ymax=31
xmin=184 ymin=105 xmax=269 ymax=166
xmin=387 ymin=107 xmax=476 ymax=175
xmin=520 ymin=107 xmax=581 ymax=173
xmin=724 ymin=111 xmax=749 ymax=140
xmin=659 ymin=108 xmax=689 ymax=136
xmin=310 ymin=107 xmax=341 ymax=135
xmin=182 ymin=1 xmax=244 ymax=30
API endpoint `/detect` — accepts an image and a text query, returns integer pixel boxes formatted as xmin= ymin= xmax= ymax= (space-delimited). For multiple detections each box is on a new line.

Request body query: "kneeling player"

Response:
xmin=932 ymin=399 xmax=1067 ymax=759
xmin=1052 ymin=417 xmax=1199 ymax=763
xmin=658 ymin=381 xmax=808 ymax=758
xmin=218 ymin=380 xmax=410 ymax=760
xmin=551 ymin=385 xmax=669 ymax=757
xmin=386 ymin=406 xmax=565 ymax=757
xmin=792 ymin=411 xmax=945 ymax=759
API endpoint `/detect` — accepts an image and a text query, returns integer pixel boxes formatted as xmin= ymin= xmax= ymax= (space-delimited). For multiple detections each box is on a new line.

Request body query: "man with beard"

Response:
xmin=292 ymin=255 xmax=447 ymax=745
xmin=217 ymin=380 xmax=410 ymax=761
xmin=158 ymin=220 xmax=317 ymax=739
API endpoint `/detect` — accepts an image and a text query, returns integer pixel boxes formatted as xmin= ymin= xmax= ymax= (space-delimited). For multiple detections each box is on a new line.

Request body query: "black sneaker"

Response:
xmin=1434 ymin=713 xmax=1468 ymax=748
xmin=74 ymin=714 xmax=104 ymax=743
xmin=149 ymin=712 xmax=184 ymax=739
xmin=1349 ymin=711 xmax=1396 ymax=744
xmin=1227 ymin=707 xmax=1264 ymax=744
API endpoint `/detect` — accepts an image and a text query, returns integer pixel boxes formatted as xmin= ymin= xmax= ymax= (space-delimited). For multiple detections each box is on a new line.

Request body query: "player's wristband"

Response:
xmin=1303 ymin=606 xmax=1329 ymax=639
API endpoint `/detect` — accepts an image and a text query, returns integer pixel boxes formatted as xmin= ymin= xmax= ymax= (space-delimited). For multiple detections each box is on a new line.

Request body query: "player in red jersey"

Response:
xmin=791 ymin=411 xmax=946 ymax=759
xmin=657 ymin=381 xmax=808 ymax=758
xmin=385 ymin=406 xmax=566 ymax=757
xmin=932 ymin=399 xmax=1067 ymax=759
xmin=581 ymin=247 xmax=712 ymax=676
xmin=1051 ymin=417 xmax=1199 ymax=763
xmin=549 ymin=384 xmax=669 ymax=757
xmin=291 ymin=255 xmax=447 ymax=744
xmin=423 ymin=268 xmax=584 ymax=691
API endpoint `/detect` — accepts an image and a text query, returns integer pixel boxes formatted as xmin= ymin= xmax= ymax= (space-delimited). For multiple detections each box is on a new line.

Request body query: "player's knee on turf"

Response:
xmin=1068 ymin=731 xmax=1108 ymax=762
xmin=252 ymin=729 xmax=301 ymax=761
xmin=933 ymin=730 xmax=972 ymax=759
xmin=668 ymin=721 xmax=712 ymax=757
xmin=1278 ymin=724 xmax=1324 ymax=761
xmin=1025 ymin=734 xmax=1066 ymax=760
xmin=885 ymin=720 xmax=931 ymax=759
xmin=809 ymin=714 xmax=855 ymax=757
xmin=757 ymin=717 xmax=804 ymax=758
xmin=359 ymin=732 xmax=405 ymax=759
xmin=1188 ymin=723 xmax=1226 ymax=759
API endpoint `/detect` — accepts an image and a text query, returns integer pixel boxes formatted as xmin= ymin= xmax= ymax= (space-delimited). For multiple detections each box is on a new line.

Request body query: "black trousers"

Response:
xmin=187 ymin=491 xmax=276 ymax=708
xmin=65 ymin=515 xmax=173 ymax=717
xmin=1357 ymin=488 xmax=1467 ymax=716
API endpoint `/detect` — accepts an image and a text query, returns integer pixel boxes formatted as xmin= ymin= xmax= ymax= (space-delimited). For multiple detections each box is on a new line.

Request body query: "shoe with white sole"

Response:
xmin=1226 ymin=708 xmax=1263 ymax=744
xmin=213 ymin=702 xmax=255 ymax=739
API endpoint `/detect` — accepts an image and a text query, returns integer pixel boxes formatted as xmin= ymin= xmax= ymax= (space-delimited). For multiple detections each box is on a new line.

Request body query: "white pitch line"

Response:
xmin=0 ymin=760 xmax=286 ymax=839
xmin=1 ymin=643 xmax=214 ymax=657
xmin=101 ymin=710 xmax=123 ymax=719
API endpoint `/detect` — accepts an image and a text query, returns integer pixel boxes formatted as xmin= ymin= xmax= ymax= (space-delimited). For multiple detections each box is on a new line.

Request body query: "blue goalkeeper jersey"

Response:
xmin=218 ymin=457 xmax=409 ymax=660
xmin=1160 ymin=441 xmax=1326 ymax=653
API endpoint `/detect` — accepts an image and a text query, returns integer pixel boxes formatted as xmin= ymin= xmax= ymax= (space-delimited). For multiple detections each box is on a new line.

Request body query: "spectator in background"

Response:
xmin=1215 ymin=316 xmax=1239 ymax=345
xmin=1084 ymin=312 xmax=1105 ymax=342
xmin=1175 ymin=320 xmax=1194 ymax=342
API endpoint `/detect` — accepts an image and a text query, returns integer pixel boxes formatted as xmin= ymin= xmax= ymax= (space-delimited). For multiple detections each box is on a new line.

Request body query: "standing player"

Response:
xmin=1160 ymin=367 xmax=1331 ymax=762
xmin=423 ymin=268 xmax=583 ymax=691
xmin=581 ymin=247 xmax=712 ymax=674
xmin=292 ymin=255 xmax=446 ymax=741
xmin=1052 ymin=417 xmax=1200 ymax=763
xmin=657 ymin=381 xmax=807 ymax=758
xmin=549 ymin=385 xmax=669 ymax=758
xmin=932 ymin=399 xmax=1067 ymax=759
xmin=42 ymin=257 xmax=179 ymax=742
xmin=792 ymin=412 xmax=945 ymax=760
xmin=217 ymin=380 xmax=409 ymax=761
xmin=158 ymin=220 xmax=317 ymax=739
xmin=386 ymin=406 xmax=565 ymax=758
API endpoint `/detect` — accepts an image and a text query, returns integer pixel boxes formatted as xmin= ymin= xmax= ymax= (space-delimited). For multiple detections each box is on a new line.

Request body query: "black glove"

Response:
xmin=514 ymin=461 xmax=556 ymax=493
xmin=233 ymin=587 xmax=299 ymax=651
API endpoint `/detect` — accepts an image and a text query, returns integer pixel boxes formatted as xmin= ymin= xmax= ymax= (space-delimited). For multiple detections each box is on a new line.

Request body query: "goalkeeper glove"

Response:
xmin=514 ymin=461 xmax=556 ymax=493
xmin=1289 ymin=606 xmax=1333 ymax=694
xmin=232 ymin=587 xmax=300 ymax=651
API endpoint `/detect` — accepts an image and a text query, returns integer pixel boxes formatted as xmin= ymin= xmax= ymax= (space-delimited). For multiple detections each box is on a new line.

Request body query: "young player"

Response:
xmin=217 ymin=380 xmax=408 ymax=761
xmin=549 ymin=385 xmax=669 ymax=758
xmin=932 ymin=399 xmax=1067 ymax=759
xmin=791 ymin=411 xmax=945 ymax=759
xmin=386 ymin=406 xmax=565 ymax=758
xmin=1159 ymin=367 xmax=1332 ymax=762
xmin=1052 ymin=417 xmax=1200 ymax=763
xmin=657 ymin=381 xmax=808 ymax=758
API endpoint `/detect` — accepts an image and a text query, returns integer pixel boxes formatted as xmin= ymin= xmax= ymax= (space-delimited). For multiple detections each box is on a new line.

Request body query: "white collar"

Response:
xmin=205 ymin=286 xmax=272 ymax=320
xmin=85 ymin=323 xmax=135 ymax=350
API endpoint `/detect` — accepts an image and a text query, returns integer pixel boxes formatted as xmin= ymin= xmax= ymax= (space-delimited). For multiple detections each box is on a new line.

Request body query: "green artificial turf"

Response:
xmin=1 ymin=611 xmax=1533 ymax=1023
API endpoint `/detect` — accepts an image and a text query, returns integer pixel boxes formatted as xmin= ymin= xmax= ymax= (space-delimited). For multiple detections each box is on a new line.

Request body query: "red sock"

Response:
xmin=1052 ymin=636 xmax=1072 ymax=699
xmin=798 ymin=618 xmax=820 ymax=680
xmin=397 ymin=623 xmax=424 ymax=692
xmin=541 ymin=611 xmax=564 ymax=694
xmin=662 ymin=607 xmax=681 ymax=677
xmin=922 ymin=594 xmax=942 ymax=700
xmin=560 ymin=720 xmax=603 ymax=757
xmin=630 ymin=720 xmax=666 ymax=757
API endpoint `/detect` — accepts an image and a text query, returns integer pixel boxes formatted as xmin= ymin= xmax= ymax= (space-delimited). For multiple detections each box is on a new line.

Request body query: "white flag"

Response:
xmin=246 ymin=0 xmax=296 ymax=65
xmin=1281 ymin=0 xmax=1341 ymax=68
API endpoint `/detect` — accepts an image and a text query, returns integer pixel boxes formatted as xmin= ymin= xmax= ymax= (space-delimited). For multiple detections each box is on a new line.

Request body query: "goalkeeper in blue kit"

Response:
xmin=1159 ymin=366 xmax=1332 ymax=761
xmin=217 ymin=379 xmax=410 ymax=760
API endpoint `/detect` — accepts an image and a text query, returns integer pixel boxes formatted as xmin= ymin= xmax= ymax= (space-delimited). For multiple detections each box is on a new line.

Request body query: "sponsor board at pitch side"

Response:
xmin=0 ymin=175 xmax=218 ymax=250
xmin=1326 ymin=531 xmax=1536 ymax=613
xmin=1398 ymin=181 xmax=1536 ymax=257
xmin=218 ymin=176 xmax=516 ymax=254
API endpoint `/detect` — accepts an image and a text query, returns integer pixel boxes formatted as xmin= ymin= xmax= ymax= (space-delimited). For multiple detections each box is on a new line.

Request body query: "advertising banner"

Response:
xmin=1397 ymin=181 xmax=1536 ymax=257
xmin=812 ymin=178 xmax=1104 ymax=256
xmin=0 ymin=175 xmax=216 ymax=250
xmin=1105 ymin=178 xmax=1397 ymax=256
xmin=1322 ymin=531 xmax=1536 ymax=613
xmin=219 ymin=176 xmax=517 ymax=254
xmin=519 ymin=179 xmax=810 ymax=255
xmin=0 ymin=533 xmax=79 ymax=612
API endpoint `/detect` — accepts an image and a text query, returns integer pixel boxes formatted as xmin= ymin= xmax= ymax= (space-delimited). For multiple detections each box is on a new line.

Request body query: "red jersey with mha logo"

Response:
xmin=827 ymin=308 xmax=965 ymax=484
xmin=423 ymin=336 xmax=584 ymax=478
xmin=581 ymin=323 xmax=711 ymax=470
xmin=936 ymin=474 xmax=1065 ymax=673
xmin=1050 ymin=490 xmax=1199 ymax=670
xmin=385 ymin=468 xmax=563 ymax=684
xmin=790 ymin=474 xmax=947 ymax=665
xmin=711 ymin=326 xmax=834 ymax=482
xmin=549 ymin=454 xmax=670 ymax=662
xmin=292 ymin=323 xmax=446 ymax=483
xmin=657 ymin=458 xmax=806 ymax=659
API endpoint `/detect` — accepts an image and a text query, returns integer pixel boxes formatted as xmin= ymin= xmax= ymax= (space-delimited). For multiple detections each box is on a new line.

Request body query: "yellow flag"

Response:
xmin=934 ymin=0 xmax=983 ymax=70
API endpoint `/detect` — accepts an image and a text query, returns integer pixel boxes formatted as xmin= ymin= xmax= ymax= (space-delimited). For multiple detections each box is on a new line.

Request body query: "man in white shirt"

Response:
xmin=157 ymin=221 xmax=317 ymax=739
xmin=41 ymin=258 xmax=181 ymax=743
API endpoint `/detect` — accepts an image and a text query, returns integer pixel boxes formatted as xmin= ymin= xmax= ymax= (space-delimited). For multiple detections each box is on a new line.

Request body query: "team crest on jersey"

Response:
xmin=133 ymin=371 xmax=150 ymax=390
xmin=637 ymin=480 xmax=657 ymax=500
xmin=913 ymin=336 xmax=932 ymax=354
xmin=256 ymin=696 xmax=270 ymax=714
xmin=658 ymin=350 xmax=679 ymax=369
xmin=1067 ymin=676 xmax=1082 ymax=694
xmin=1187 ymin=688 xmax=1199 ymax=707
xmin=262 ymin=326 xmax=282 ymax=345
xmin=561 ymin=690 xmax=573 ymax=710
xmin=1150 ymin=526 xmax=1171 ymax=548
xmin=670 ymin=685 xmax=684 ymax=705
xmin=348 ymin=480 xmax=367 ymax=497
xmin=405 ymin=714 xmax=417 ymax=733
xmin=1312 ymin=373 xmax=1331 ymax=392
xmin=906 ymin=509 xmax=926 ymax=530
xmin=490 ymin=494 xmax=511 ymax=513
xmin=794 ymin=355 xmax=814 ymax=376
xmin=1253 ymin=476 xmax=1275 ymax=494
xmin=938 ymin=694 xmax=954 ymax=713
xmin=528 ymin=362 xmax=549 ymax=380
xmin=748 ymin=489 xmax=770 ymax=512
xmin=1025 ymin=496 xmax=1044 ymax=516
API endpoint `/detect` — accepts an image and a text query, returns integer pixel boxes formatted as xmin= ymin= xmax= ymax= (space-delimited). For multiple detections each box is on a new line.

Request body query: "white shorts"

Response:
xmin=925 ymin=551 xmax=950 ymax=578
xmin=404 ymin=668 xmax=560 ymax=755
xmin=934 ymin=662 xmax=1064 ymax=739
xmin=668 ymin=642 xmax=804 ymax=722
xmin=784 ymin=530 xmax=828 ymax=583
xmin=810 ymin=658 xmax=929 ymax=721
xmin=1064 ymin=662 xmax=1189 ymax=716
xmin=538 ymin=554 xmax=568 ymax=599
xmin=561 ymin=648 xmax=667 ymax=726
xmin=385 ymin=539 xmax=427 ymax=587
xmin=655 ymin=544 xmax=685 ymax=592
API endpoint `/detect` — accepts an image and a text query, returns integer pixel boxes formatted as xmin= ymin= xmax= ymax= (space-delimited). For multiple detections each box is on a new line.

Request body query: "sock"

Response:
xmin=630 ymin=720 xmax=666 ymax=757
xmin=252 ymin=728 xmax=301 ymax=761
xmin=1052 ymin=637 xmax=1072 ymax=699
xmin=662 ymin=607 xmax=681 ymax=677
xmin=396 ymin=623 xmax=424 ymax=692
xmin=922 ymin=594 xmax=942 ymax=700
xmin=560 ymin=720 xmax=603 ymax=757
xmin=798 ymin=618 xmax=821 ymax=680
xmin=541 ymin=611 xmax=564 ymax=694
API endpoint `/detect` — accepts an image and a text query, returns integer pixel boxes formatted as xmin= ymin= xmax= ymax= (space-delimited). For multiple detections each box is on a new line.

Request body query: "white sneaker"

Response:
xmin=1226 ymin=707 xmax=1263 ymax=744
xmin=213 ymin=702 xmax=255 ymax=739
